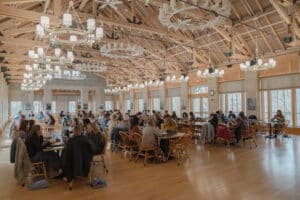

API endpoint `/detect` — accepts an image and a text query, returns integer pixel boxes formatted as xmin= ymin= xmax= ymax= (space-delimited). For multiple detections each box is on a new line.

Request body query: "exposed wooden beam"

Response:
xmin=269 ymin=0 xmax=291 ymax=25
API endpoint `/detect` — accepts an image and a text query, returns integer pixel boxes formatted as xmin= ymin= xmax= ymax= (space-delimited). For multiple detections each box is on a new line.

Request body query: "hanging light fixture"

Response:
xmin=197 ymin=50 xmax=224 ymax=78
xmin=165 ymin=74 xmax=189 ymax=82
xmin=240 ymin=48 xmax=276 ymax=72
xmin=36 ymin=0 xmax=104 ymax=47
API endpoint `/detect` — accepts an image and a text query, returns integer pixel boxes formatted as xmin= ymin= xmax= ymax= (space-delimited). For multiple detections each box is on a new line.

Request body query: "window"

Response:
xmin=262 ymin=91 xmax=268 ymax=123
xmin=296 ymin=89 xmax=300 ymax=127
xmin=105 ymin=100 xmax=113 ymax=111
xmin=192 ymin=97 xmax=209 ymax=118
xmin=10 ymin=101 xmax=22 ymax=116
xmin=33 ymin=101 xmax=42 ymax=114
xmin=227 ymin=93 xmax=242 ymax=115
xmin=192 ymin=98 xmax=200 ymax=117
xmin=69 ymin=101 xmax=76 ymax=113
xmin=52 ymin=101 xmax=56 ymax=114
xmin=169 ymin=96 xmax=180 ymax=116
xmin=152 ymin=97 xmax=160 ymax=111
xmin=138 ymin=99 xmax=144 ymax=112
xmin=191 ymin=86 xmax=208 ymax=94
xmin=125 ymin=99 xmax=131 ymax=112
xmin=270 ymin=89 xmax=292 ymax=126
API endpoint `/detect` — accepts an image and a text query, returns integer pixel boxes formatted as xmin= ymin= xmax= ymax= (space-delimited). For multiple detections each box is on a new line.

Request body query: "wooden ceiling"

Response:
xmin=0 ymin=0 xmax=299 ymax=86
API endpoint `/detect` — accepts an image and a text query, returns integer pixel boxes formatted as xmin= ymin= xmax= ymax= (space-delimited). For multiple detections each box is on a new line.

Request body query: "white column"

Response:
xmin=208 ymin=77 xmax=219 ymax=113
xmin=43 ymin=87 xmax=52 ymax=111
xmin=95 ymin=88 xmax=105 ymax=112
xmin=180 ymin=81 xmax=188 ymax=114
xmin=245 ymin=71 xmax=260 ymax=116
xmin=159 ymin=84 xmax=166 ymax=111
xmin=119 ymin=91 xmax=123 ymax=112
xmin=81 ymin=89 xmax=89 ymax=111
xmin=129 ymin=89 xmax=134 ymax=112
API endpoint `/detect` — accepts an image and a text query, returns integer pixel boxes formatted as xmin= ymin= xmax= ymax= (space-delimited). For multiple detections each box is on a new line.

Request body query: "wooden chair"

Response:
xmin=241 ymin=127 xmax=258 ymax=149
xmin=278 ymin=120 xmax=291 ymax=139
xmin=257 ymin=120 xmax=270 ymax=136
xmin=89 ymin=134 xmax=109 ymax=184
xmin=31 ymin=161 xmax=47 ymax=180
xmin=168 ymin=133 xmax=193 ymax=166
xmin=132 ymin=133 xmax=158 ymax=166
xmin=119 ymin=131 xmax=136 ymax=160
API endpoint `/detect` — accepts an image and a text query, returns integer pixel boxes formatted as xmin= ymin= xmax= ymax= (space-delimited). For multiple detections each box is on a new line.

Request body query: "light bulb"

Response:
xmin=63 ymin=13 xmax=72 ymax=27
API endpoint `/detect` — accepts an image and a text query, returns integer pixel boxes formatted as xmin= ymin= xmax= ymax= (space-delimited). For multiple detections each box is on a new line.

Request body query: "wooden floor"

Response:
xmin=0 ymin=134 xmax=300 ymax=200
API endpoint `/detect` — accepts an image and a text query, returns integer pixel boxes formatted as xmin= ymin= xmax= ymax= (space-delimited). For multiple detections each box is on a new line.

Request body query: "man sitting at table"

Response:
xmin=142 ymin=119 xmax=160 ymax=148
xmin=271 ymin=109 xmax=285 ymax=137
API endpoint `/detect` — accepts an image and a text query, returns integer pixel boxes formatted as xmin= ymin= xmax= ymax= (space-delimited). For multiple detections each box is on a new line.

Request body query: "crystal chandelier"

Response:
xmin=21 ymin=64 xmax=53 ymax=91
xmin=165 ymin=75 xmax=189 ymax=82
xmin=73 ymin=62 xmax=107 ymax=72
xmin=240 ymin=48 xmax=276 ymax=72
xmin=28 ymin=47 xmax=74 ymax=66
xmin=100 ymin=42 xmax=144 ymax=59
xmin=36 ymin=0 xmax=104 ymax=47
xmin=159 ymin=0 xmax=231 ymax=31
xmin=53 ymin=66 xmax=86 ymax=80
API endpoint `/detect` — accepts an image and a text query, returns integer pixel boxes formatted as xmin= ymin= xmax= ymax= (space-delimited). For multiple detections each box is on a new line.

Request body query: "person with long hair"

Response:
xmin=235 ymin=111 xmax=249 ymax=144
xmin=189 ymin=112 xmax=195 ymax=122
xmin=142 ymin=118 xmax=159 ymax=148
xmin=86 ymin=123 xmax=106 ymax=155
xmin=129 ymin=115 xmax=141 ymax=138
xmin=25 ymin=124 xmax=43 ymax=159
xmin=271 ymin=109 xmax=286 ymax=137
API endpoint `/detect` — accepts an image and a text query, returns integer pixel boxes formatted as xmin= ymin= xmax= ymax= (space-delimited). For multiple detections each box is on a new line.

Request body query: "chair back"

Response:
xmin=119 ymin=131 xmax=130 ymax=146
xmin=176 ymin=133 xmax=193 ymax=148
xmin=132 ymin=133 xmax=142 ymax=147
xmin=102 ymin=133 xmax=108 ymax=155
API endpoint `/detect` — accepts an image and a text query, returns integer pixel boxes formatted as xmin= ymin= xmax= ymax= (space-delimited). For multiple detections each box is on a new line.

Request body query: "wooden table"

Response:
xmin=156 ymin=132 xmax=185 ymax=140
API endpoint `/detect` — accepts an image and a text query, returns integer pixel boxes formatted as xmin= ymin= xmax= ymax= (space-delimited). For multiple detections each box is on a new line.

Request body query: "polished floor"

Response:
xmin=0 ymin=132 xmax=300 ymax=200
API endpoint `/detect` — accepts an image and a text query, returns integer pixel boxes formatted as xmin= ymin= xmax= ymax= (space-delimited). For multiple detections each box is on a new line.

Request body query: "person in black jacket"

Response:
xmin=62 ymin=125 xmax=94 ymax=182
xmin=25 ymin=124 xmax=43 ymax=159
xmin=86 ymin=123 xmax=106 ymax=155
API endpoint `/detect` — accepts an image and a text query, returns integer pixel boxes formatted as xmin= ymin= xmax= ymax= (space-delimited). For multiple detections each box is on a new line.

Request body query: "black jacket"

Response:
xmin=87 ymin=134 xmax=105 ymax=155
xmin=62 ymin=135 xmax=94 ymax=182
xmin=25 ymin=134 xmax=43 ymax=159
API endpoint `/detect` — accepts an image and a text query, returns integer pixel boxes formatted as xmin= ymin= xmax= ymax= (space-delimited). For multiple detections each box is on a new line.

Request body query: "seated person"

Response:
xmin=25 ymin=124 xmax=43 ymax=159
xmin=271 ymin=109 xmax=285 ymax=136
xmin=154 ymin=112 xmax=164 ymax=129
xmin=46 ymin=112 xmax=56 ymax=125
xmin=162 ymin=116 xmax=178 ymax=132
xmin=129 ymin=115 xmax=141 ymax=139
xmin=216 ymin=123 xmax=232 ymax=142
xmin=171 ymin=111 xmax=178 ymax=121
xmin=209 ymin=113 xmax=218 ymax=130
xmin=142 ymin=119 xmax=160 ymax=148
xmin=227 ymin=111 xmax=236 ymax=120
xmin=189 ymin=112 xmax=195 ymax=122
xmin=235 ymin=111 xmax=249 ymax=144
xmin=86 ymin=123 xmax=106 ymax=155
xmin=182 ymin=112 xmax=189 ymax=122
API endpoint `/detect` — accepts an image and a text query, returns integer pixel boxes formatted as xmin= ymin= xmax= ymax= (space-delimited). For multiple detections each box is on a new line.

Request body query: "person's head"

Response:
xmin=277 ymin=110 xmax=282 ymax=116
xmin=72 ymin=117 xmax=80 ymax=126
xmin=130 ymin=115 xmax=139 ymax=128
xmin=165 ymin=110 xmax=169 ymax=114
xmin=19 ymin=120 xmax=28 ymax=132
xmin=30 ymin=124 xmax=42 ymax=136
xmin=87 ymin=123 xmax=99 ymax=135
xmin=164 ymin=116 xmax=173 ymax=126
xmin=182 ymin=112 xmax=188 ymax=118
xmin=239 ymin=111 xmax=245 ymax=119
xmin=216 ymin=111 xmax=220 ymax=115
xmin=189 ymin=112 xmax=194 ymax=117
xmin=229 ymin=110 xmax=233 ymax=114
xmin=171 ymin=111 xmax=177 ymax=116
xmin=110 ymin=113 xmax=117 ymax=121
xmin=73 ymin=125 xmax=81 ymax=136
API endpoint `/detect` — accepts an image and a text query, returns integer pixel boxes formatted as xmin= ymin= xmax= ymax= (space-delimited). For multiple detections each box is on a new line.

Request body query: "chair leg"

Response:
xmin=144 ymin=151 xmax=147 ymax=166
xmin=101 ymin=155 xmax=108 ymax=173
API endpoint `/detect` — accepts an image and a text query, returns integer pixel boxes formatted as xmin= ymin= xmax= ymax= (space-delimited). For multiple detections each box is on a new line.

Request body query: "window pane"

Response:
xmin=33 ymin=101 xmax=42 ymax=114
xmin=138 ymin=99 xmax=144 ymax=112
xmin=297 ymin=89 xmax=300 ymax=127
xmin=191 ymin=86 xmax=208 ymax=94
xmin=10 ymin=101 xmax=22 ymax=116
xmin=126 ymin=100 xmax=131 ymax=112
xmin=227 ymin=93 xmax=242 ymax=115
xmin=69 ymin=101 xmax=76 ymax=113
xmin=202 ymin=97 xmax=209 ymax=118
xmin=52 ymin=101 xmax=56 ymax=114
xmin=263 ymin=91 xmax=268 ymax=123
xmin=171 ymin=96 xmax=180 ymax=116
xmin=105 ymin=100 xmax=113 ymax=111
xmin=153 ymin=98 xmax=160 ymax=111
xmin=192 ymin=98 xmax=200 ymax=117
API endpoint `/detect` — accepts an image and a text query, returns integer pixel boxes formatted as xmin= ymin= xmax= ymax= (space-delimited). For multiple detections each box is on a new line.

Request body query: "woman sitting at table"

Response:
xmin=46 ymin=112 xmax=56 ymax=126
xmin=129 ymin=115 xmax=141 ymax=139
xmin=235 ymin=111 xmax=249 ymax=144
xmin=189 ymin=112 xmax=195 ymax=122
xmin=25 ymin=124 xmax=44 ymax=159
xmin=162 ymin=116 xmax=178 ymax=132
xmin=171 ymin=111 xmax=178 ymax=121
xmin=271 ymin=109 xmax=285 ymax=137
xmin=154 ymin=112 xmax=164 ymax=129
xmin=87 ymin=123 xmax=106 ymax=155
xmin=182 ymin=112 xmax=189 ymax=122
xmin=142 ymin=119 xmax=159 ymax=148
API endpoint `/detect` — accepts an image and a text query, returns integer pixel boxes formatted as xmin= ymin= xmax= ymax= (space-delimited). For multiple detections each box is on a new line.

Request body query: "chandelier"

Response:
xmin=21 ymin=64 xmax=53 ymax=91
xmin=28 ymin=47 xmax=74 ymax=66
xmin=53 ymin=66 xmax=86 ymax=80
xmin=100 ymin=42 xmax=144 ymax=59
xmin=159 ymin=0 xmax=231 ymax=31
xmin=240 ymin=48 xmax=276 ymax=72
xmin=36 ymin=0 xmax=104 ymax=47
xmin=104 ymin=79 xmax=165 ymax=94
xmin=73 ymin=62 xmax=107 ymax=72
xmin=166 ymin=75 xmax=189 ymax=82
xmin=197 ymin=50 xmax=224 ymax=78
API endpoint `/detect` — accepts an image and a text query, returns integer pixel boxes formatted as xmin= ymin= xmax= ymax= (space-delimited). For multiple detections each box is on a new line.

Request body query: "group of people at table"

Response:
xmin=10 ymin=108 xmax=287 ymax=186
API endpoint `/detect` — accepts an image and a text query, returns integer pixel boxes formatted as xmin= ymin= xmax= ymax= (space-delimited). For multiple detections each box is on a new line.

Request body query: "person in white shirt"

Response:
xmin=142 ymin=119 xmax=160 ymax=148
